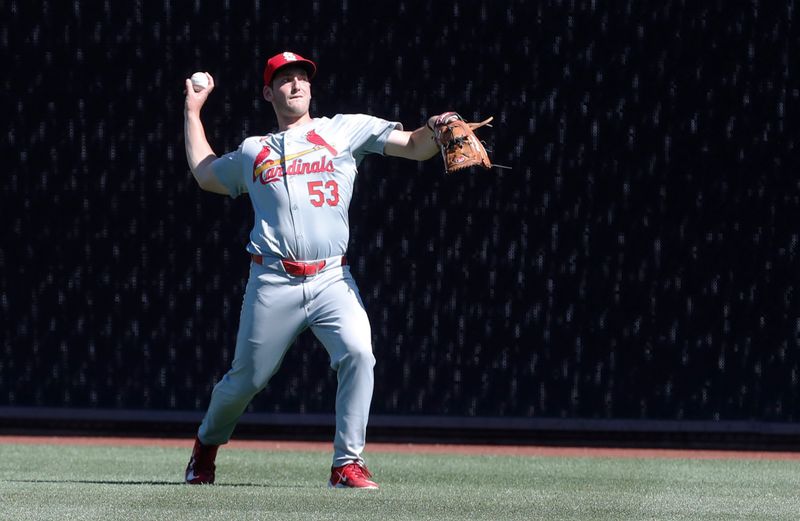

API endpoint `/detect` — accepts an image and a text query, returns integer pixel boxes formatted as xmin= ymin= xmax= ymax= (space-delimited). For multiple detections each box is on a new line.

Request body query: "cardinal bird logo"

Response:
xmin=253 ymin=145 xmax=272 ymax=171
xmin=306 ymin=129 xmax=338 ymax=156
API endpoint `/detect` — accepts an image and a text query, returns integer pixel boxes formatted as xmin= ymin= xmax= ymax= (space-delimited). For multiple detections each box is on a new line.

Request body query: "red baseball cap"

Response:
xmin=263 ymin=51 xmax=317 ymax=86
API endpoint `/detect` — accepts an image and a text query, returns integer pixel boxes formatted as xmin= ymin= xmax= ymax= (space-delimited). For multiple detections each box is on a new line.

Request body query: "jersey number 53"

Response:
xmin=307 ymin=180 xmax=340 ymax=207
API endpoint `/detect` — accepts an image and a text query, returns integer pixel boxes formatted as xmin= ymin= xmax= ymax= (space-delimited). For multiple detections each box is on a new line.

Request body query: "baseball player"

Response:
xmin=182 ymin=51 xmax=445 ymax=488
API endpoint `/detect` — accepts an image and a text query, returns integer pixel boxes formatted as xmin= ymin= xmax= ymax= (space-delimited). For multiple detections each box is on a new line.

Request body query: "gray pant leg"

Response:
xmin=309 ymin=268 xmax=375 ymax=467
xmin=198 ymin=265 xmax=304 ymax=445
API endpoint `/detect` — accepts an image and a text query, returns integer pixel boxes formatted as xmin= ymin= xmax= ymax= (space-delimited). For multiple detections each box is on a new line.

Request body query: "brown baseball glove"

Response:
xmin=429 ymin=112 xmax=497 ymax=174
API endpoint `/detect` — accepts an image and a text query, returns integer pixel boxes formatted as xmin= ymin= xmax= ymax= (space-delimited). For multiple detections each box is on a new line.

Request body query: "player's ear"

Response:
xmin=263 ymin=85 xmax=273 ymax=102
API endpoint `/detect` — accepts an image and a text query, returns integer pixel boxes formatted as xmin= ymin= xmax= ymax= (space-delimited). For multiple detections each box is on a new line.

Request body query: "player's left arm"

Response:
xmin=383 ymin=119 xmax=440 ymax=161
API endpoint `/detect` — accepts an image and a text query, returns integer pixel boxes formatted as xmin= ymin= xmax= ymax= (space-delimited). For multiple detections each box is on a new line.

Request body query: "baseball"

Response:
xmin=190 ymin=72 xmax=209 ymax=92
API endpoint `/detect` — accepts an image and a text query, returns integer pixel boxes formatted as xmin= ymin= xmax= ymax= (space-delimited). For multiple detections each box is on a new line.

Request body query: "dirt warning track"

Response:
xmin=1 ymin=435 xmax=798 ymax=460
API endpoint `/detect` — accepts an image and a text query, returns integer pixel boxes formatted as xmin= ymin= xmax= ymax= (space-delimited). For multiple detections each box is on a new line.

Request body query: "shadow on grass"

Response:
xmin=4 ymin=479 xmax=309 ymax=488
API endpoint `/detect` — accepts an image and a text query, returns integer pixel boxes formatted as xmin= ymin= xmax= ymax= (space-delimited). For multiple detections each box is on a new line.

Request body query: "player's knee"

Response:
xmin=331 ymin=342 xmax=375 ymax=370
xmin=214 ymin=371 xmax=265 ymax=398
xmin=349 ymin=344 xmax=376 ymax=367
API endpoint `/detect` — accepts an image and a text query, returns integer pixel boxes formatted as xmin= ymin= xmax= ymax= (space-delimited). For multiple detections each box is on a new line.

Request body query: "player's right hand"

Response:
xmin=184 ymin=72 xmax=215 ymax=114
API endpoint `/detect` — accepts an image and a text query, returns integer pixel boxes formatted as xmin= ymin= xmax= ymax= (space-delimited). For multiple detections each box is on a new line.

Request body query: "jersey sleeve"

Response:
xmin=339 ymin=114 xmax=403 ymax=163
xmin=210 ymin=145 xmax=248 ymax=198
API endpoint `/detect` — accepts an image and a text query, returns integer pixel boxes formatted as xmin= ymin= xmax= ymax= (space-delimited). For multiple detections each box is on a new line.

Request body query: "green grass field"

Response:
xmin=0 ymin=442 xmax=798 ymax=520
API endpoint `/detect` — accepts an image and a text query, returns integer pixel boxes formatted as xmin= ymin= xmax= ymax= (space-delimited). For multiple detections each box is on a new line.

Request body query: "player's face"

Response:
xmin=265 ymin=66 xmax=311 ymax=117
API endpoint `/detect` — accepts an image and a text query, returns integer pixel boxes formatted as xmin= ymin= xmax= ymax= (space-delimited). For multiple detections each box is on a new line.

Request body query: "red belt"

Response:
xmin=251 ymin=254 xmax=347 ymax=277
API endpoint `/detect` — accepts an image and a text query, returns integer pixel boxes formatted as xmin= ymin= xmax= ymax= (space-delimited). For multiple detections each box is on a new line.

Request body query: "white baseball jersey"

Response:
xmin=212 ymin=114 xmax=402 ymax=261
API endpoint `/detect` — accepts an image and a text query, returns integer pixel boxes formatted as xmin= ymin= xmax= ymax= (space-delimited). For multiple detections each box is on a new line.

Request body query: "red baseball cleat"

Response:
xmin=328 ymin=462 xmax=379 ymax=489
xmin=185 ymin=437 xmax=219 ymax=484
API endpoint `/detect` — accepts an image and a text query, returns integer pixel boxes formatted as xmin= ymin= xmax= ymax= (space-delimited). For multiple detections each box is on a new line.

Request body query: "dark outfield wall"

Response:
xmin=2 ymin=1 xmax=798 ymax=425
